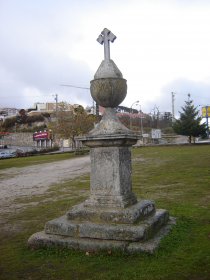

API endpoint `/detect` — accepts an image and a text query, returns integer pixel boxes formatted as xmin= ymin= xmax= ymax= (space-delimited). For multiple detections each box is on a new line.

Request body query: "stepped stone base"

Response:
xmin=28 ymin=217 xmax=175 ymax=254
xmin=28 ymin=199 xmax=175 ymax=254
xmin=46 ymin=209 xmax=168 ymax=241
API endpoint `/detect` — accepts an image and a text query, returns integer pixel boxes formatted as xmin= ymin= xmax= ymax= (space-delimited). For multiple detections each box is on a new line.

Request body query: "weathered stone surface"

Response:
xmin=84 ymin=146 xmax=137 ymax=208
xmin=45 ymin=216 xmax=78 ymax=236
xmin=67 ymin=200 xmax=155 ymax=224
xmin=144 ymin=209 xmax=169 ymax=238
xmin=28 ymin=218 xmax=175 ymax=254
xmin=28 ymin=231 xmax=128 ymax=252
xmin=28 ymin=232 xmax=79 ymax=251
xmin=86 ymin=108 xmax=133 ymax=136
xmin=44 ymin=209 xmax=168 ymax=242
xmin=126 ymin=217 xmax=176 ymax=254
xmin=78 ymin=223 xmax=145 ymax=241
xmin=91 ymin=78 xmax=126 ymax=108
xmin=80 ymin=133 xmax=138 ymax=147
xmin=94 ymin=59 xmax=123 ymax=79
xmin=78 ymin=209 xmax=168 ymax=241
xmin=96 ymin=28 xmax=118 ymax=69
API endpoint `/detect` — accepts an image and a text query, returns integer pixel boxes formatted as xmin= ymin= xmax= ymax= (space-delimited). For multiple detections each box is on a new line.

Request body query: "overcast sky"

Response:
xmin=1 ymin=0 xmax=210 ymax=116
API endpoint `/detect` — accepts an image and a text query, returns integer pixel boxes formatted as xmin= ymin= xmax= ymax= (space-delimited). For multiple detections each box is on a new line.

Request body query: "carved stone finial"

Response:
xmin=94 ymin=28 xmax=122 ymax=79
xmin=92 ymin=28 xmax=126 ymax=108
xmin=97 ymin=28 xmax=116 ymax=61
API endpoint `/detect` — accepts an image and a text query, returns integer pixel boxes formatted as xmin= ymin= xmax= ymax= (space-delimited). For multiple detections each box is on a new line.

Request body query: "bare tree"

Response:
xmin=49 ymin=102 xmax=98 ymax=149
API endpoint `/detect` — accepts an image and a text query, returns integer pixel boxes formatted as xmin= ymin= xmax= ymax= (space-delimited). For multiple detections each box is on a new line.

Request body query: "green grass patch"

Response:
xmin=0 ymin=152 xmax=85 ymax=170
xmin=0 ymin=145 xmax=210 ymax=280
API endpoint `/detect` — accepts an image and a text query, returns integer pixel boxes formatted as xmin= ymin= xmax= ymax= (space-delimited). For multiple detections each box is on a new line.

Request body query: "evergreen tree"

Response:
xmin=173 ymin=99 xmax=206 ymax=143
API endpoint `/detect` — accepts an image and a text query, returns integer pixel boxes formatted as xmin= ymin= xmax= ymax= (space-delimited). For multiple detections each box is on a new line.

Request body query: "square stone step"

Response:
xmin=45 ymin=209 xmax=169 ymax=242
xmin=67 ymin=200 xmax=156 ymax=224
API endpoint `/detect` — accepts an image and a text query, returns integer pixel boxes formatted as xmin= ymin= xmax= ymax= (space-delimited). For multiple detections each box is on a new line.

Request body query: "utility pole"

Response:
xmin=171 ymin=92 xmax=176 ymax=122
xmin=53 ymin=94 xmax=58 ymax=116
xmin=154 ymin=105 xmax=160 ymax=128
xmin=139 ymin=105 xmax=144 ymax=136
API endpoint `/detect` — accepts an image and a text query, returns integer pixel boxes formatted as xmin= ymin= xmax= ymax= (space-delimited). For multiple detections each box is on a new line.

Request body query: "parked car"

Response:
xmin=0 ymin=151 xmax=16 ymax=159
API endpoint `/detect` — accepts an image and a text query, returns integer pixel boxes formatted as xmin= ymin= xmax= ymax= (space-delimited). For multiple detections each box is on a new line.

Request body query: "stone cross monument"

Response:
xmin=28 ymin=28 xmax=174 ymax=253
xmin=97 ymin=28 xmax=116 ymax=61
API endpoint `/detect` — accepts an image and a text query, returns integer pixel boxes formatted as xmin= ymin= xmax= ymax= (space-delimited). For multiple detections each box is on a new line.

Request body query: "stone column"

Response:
xmin=84 ymin=142 xmax=137 ymax=208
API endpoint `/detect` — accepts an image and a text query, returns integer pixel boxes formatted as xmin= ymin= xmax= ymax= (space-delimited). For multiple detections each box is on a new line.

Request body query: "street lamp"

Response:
xmin=134 ymin=103 xmax=144 ymax=137
xmin=130 ymin=100 xmax=139 ymax=129
xmin=139 ymin=104 xmax=144 ymax=136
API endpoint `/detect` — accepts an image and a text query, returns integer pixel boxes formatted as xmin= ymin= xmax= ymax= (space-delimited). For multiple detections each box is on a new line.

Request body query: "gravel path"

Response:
xmin=0 ymin=155 xmax=90 ymax=215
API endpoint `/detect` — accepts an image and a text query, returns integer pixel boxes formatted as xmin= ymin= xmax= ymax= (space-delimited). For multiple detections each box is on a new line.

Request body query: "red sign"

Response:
xmin=33 ymin=131 xmax=49 ymax=141
xmin=0 ymin=132 xmax=11 ymax=135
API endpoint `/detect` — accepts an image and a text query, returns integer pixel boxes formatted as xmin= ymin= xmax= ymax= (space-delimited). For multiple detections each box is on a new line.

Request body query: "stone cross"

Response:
xmin=97 ymin=28 xmax=116 ymax=61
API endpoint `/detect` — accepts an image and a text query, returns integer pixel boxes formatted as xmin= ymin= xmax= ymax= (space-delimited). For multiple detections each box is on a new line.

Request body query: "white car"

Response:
xmin=0 ymin=151 xmax=16 ymax=159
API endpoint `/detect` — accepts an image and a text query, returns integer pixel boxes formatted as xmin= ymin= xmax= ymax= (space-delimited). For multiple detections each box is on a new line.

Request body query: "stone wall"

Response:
xmin=161 ymin=134 xmax=188 ymax=144
xmin=1 ymin=132 xmax=35 ymax=147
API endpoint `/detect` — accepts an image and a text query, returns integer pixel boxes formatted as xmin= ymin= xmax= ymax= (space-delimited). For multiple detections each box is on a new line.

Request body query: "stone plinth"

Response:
xmin=88 ymin=147 xmax=136 ymax=208
xmin=79 ymin=134 xmax=138 ymax=208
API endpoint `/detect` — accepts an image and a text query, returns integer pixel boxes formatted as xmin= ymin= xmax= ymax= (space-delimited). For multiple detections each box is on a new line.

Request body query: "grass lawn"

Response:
xmin=0 ymin=145 xmax=210 ymax=280
xmin=0 ymin=152 xmax=79 ymax=170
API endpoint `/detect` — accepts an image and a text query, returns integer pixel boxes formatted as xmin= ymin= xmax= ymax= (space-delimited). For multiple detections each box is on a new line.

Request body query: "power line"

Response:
xmin=60 ymin=84 xmax=99 ymax=116
xmin=60 ymin=84 xmax=90 ymax=90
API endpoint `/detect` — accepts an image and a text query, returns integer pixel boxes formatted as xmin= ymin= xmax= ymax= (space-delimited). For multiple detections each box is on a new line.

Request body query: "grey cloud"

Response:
xmin=0 ymin=1 xmax=96 ymax=108
xmin=0 ymin=25 xmax=93 ymax=108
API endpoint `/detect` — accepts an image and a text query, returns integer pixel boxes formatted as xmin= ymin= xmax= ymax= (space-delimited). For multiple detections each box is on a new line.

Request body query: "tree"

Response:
xmin=49 ymin=102 xmax=98 ymax=149
xmin=173 ymin=99 xmax=206 ymax=143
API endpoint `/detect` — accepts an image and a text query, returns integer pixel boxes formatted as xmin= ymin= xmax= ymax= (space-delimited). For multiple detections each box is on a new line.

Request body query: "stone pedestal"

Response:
xmin=28 ymin=133 xmax=174 ymax=254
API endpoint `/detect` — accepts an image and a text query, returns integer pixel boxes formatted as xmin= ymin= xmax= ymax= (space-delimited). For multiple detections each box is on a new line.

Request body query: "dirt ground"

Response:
xmin=0 ymin=156 xmax=90 ymax=218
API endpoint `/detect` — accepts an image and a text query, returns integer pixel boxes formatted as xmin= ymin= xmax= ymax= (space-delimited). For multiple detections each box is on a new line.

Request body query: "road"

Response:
xmin=0 ymin=155 xmax=90 ymax=219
